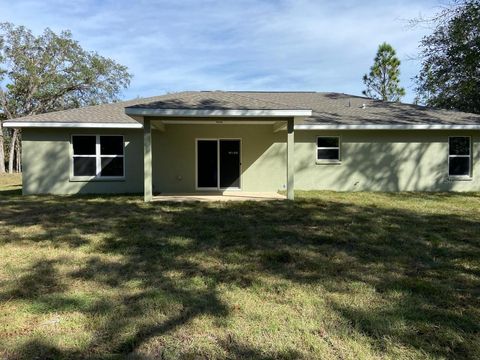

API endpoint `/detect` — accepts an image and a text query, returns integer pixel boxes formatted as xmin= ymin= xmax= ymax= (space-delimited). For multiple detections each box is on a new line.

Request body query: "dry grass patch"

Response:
xmin=0 ymin=176 xmax=479 ymax=359
xmin=0 ymin=173 xmax=21 ymax=191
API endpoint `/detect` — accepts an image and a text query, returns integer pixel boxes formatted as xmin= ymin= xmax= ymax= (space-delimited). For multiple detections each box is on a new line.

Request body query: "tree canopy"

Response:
xmin=415 ymin=0 xmax=480 ymax=113
xmin=362 ymin=42 xmax=406 ymax=102
xmin=0 ymin=22 xmax=132 ymax=173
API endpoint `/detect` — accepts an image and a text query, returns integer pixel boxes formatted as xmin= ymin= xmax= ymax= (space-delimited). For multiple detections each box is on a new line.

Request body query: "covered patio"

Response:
xmin=124 ymin=93 xmax=312 ymax=202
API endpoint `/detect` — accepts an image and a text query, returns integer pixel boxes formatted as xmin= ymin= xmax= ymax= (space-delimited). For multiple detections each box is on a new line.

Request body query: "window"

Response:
xmin=317 ymin=137 xmax=340 ymax=162
xmin=72 ymin=135 xmax=124 ymax=179
xmin=448 ymin=136 xmax=471 ymax=177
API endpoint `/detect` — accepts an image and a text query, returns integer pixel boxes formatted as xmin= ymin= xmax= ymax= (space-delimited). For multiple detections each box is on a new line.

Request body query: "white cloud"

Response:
xmin=0 ymin=0 xmax=440 ymax=102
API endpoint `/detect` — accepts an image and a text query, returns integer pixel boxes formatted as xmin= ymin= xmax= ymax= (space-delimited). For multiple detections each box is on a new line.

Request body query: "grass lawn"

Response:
xmin=0 ymin=173 xmax=479 ymax=359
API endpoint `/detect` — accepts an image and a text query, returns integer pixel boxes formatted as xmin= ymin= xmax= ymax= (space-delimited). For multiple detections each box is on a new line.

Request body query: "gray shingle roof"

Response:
xmin=3 ymin=93 xmax=195 ymax=124
xmin=228 ymin=92 xmax=480 ymax=126
xmin=127 ymin=91 xmax=304 ymax=111
xmin=5 ymin=91 xmax=480 ymax=126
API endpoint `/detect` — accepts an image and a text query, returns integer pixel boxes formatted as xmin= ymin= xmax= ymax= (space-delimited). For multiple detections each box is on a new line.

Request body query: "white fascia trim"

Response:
xmin=125 ymin=108 xmax=312 ymax=117
xmin=3 ymin=122 xmax=143 ymax=129
xmin=161 ymin=120 xmax=277 ymax=125
xmin=295 ymin=124 xmax=480 ymax=130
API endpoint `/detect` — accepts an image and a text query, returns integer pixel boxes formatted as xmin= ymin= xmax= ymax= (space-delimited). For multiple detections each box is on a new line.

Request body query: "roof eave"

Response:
xmin=3 ymin=121 xmax=143 ymax=129
xmin=295 ymin=124 xmax=480 ymax=130
xmin=125 ymin=108 xmax=312 ymax=117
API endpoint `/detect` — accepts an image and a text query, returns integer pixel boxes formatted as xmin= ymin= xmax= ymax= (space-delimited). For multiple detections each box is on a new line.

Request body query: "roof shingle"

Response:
xmin=5 ymin=91 xmax=480 ymax=126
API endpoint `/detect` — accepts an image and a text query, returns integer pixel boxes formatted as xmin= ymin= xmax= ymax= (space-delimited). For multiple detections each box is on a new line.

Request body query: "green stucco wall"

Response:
xmin=295 ymin=130 xmax=480 ymax=191
xmin=21 ymin=128 xmax=144 ymax=195
xmin=20 ymin=126 xmax=480 ymax=195
xmin=152 ymin=124 xmax=286 ymax=193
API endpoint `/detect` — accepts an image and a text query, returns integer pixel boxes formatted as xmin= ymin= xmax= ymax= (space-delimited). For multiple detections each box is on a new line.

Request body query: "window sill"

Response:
xmin=316 ymin=160 xmax=341 ymax=165
xmin=448 ymin=176 xmax=472 ymax=182
xmin=70 ymin=177 xmax=126 ymax=182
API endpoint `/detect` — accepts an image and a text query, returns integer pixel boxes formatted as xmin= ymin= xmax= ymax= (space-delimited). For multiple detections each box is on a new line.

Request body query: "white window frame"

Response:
xmin=448 ymin=136 xmax=472 ymax=179
xmin=71 ymin=134 xmax=125 ymax=181
xmin=316 ymin=136 xmax=341 ymax=164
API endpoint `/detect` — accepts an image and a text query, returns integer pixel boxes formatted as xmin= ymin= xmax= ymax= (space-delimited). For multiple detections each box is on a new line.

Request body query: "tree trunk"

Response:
xmin=0 ymin=121 xmax=5 ymax=173
xmin=8 ymin=128 xmax=18 ymax=173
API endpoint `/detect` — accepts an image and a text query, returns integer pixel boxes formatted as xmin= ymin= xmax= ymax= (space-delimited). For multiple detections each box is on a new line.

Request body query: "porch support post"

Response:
xmin=287 ymin=117 xmax=295 ymax=200
xmin=144 ymin=117 xmax=153 ymax=202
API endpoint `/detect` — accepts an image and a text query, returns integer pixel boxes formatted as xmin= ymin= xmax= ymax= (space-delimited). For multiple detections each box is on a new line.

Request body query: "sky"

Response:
xmin=0 ymin=0 xmax=443 ymax=103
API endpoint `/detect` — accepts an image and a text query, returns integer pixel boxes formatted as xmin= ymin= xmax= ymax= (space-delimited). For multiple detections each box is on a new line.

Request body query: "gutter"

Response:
xmin=3 ymin=122 xmax=143 ymax=129
xmin=295 ymin=124 xmax=480 ymax=130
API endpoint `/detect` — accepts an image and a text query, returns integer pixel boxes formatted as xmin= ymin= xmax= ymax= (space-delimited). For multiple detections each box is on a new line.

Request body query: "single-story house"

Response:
xmin=4 ymin=91 xmax=480 ymax=201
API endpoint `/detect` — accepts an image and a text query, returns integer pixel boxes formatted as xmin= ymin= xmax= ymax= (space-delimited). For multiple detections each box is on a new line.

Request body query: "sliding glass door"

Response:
xmin=197 ymin=140 xmax=218 ymax=189
xmin=196 ymin=139 xmax=241 ymax=190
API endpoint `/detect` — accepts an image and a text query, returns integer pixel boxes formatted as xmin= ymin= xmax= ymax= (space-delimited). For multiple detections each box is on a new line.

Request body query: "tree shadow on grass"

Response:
xmin=15 ymin=338 xmax=304 ymax=360
xmin=0 ymin=188 xmax=22 ymax=196
xmin=1 ymin=259 xmax=66 ymax=300
xmin=1 ymin=193 xmax=479 ymax=359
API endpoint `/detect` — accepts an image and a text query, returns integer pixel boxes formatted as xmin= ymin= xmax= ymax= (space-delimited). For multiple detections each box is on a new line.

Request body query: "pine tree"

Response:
xmin=362 ymin=42 xmax=406 ymax=102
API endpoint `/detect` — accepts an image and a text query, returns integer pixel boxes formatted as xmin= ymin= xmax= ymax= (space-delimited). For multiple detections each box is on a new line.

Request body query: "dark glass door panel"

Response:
xmin=197 ymin=140 xmax=218 ymax=188
xmin=220 ymin=140 xmax=240 ymax=188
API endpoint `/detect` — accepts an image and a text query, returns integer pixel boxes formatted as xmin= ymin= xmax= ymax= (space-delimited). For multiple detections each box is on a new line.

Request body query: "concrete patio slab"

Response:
xmin=153 ymin=192 xmax=286 ymax=202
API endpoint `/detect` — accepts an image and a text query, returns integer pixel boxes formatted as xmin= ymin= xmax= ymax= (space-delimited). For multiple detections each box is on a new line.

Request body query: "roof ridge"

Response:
xmin=122 ymin=91 xmax=195 ymax=105
xmin=224 ymin=91 xmax=317 ymax=94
